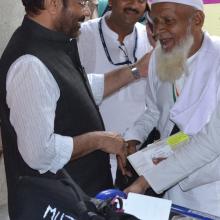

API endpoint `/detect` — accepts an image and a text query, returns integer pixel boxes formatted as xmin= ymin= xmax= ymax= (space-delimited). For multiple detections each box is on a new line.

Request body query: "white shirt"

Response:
xmin=125 ymin=33 xmax=220 ymax=216
xmin=78 ymin=12 xmax=152 ymax=135
xmin=6 ymin=54 xmax=104 ymax=174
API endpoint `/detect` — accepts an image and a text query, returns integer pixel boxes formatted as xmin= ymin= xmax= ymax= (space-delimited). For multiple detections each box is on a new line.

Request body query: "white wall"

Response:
xmin=0 ymin=0 xmax=24 ymax=206
xmin=0 ymin=0 xmax=24 ymax=56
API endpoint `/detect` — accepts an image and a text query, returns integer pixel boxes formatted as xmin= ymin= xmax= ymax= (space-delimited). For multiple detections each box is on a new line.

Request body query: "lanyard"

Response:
xmin=98 ymin=18 xmax=138 ymax=66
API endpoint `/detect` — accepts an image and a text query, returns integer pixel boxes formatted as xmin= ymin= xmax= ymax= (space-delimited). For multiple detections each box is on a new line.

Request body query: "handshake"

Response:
xmin=116 ymin=131 xmax=190 ymax=195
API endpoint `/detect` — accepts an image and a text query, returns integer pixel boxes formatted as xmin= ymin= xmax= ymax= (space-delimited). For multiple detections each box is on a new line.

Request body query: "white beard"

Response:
xmin=155 ymin=34 xmax=194 ymax=82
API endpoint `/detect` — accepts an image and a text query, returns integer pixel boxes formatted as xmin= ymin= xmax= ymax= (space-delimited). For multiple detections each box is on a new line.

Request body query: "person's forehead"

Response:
xmin=151 ymin=2 xmax=185 ymax=16
xmin=111 ymin=0 xmax=146 ymax=4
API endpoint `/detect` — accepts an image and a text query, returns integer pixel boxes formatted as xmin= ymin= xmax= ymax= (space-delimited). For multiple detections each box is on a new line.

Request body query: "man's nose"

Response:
xmin=154 ymin=22 xmax=166 ymax=39
xmin=82 ymin=3 xmax=91 ymax=18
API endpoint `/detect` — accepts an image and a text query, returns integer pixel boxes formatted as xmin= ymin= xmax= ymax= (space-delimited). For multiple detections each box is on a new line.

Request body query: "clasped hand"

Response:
xmin=98 ymin=131 xmax=128 ymax=174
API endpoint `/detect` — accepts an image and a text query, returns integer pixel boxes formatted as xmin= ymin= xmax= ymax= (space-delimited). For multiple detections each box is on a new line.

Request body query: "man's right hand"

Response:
xmin=97 ymin=131 xmax=127 ymax=173
xmin=73 ymin=131 xmax=128 ymax=174
xmin=97 ymin=131 xmax=125 ymax=154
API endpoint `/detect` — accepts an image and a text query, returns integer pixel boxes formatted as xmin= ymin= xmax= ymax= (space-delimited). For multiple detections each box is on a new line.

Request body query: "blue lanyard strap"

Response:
xmin=98 ymin=18 xmax=138 ymax=66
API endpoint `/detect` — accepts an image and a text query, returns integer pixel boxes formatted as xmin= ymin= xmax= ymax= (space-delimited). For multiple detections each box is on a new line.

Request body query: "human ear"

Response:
xmin=45 ymin=0 xmax=62 ymax=15
xmin=192 ymin=10 xmax=205 ymax=29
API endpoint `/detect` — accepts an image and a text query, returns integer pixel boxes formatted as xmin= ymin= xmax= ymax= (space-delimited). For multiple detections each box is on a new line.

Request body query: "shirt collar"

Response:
xmin=102 ymin=11 xmax=137 ymax=44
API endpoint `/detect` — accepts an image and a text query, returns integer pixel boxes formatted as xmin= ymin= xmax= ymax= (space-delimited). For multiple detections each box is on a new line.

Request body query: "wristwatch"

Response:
xmin=130 ymin=64 xmax=141 ymax=79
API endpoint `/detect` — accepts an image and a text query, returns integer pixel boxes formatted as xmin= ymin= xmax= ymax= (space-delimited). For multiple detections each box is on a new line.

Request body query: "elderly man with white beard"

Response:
xmin=123 ymin=0 xmax=220 ymax=217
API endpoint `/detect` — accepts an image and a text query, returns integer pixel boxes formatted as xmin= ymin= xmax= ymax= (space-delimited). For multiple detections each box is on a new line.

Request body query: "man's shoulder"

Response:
xmin=80 ymin=18 xmax=100 ymax=31
xmin=78 ymin=18 xmax=101 ymax=42
xmin=135 ymin=22 xmax=146 ymax=32
xmin=210 ymin=35 xmax=220 ymax=46
xmin=203 ymin=34 xmax=220 ymax=60
xmin=134 ymin=23 xmax=151 ymax=49
xmin=134 ymin=22 xmax=148 ymax=39
xmin=135 ymin=22 xmax=146 ymax=30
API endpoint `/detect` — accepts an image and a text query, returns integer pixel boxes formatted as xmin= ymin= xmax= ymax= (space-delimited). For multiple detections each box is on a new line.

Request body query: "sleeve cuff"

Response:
xmin=40 ymin=135 xmax=73 ymax=174
xmin=87 ymin=73 xmax=104 ymax=105
xmin=123 ymin=128 xmax=146 ymax=143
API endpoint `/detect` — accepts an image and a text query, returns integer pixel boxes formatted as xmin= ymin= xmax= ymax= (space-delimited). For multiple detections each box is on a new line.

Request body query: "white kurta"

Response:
xmin=77 ymin=12 xmax=152 ymax=135
xmin=125 ymin=32 xmax=220 ymax=216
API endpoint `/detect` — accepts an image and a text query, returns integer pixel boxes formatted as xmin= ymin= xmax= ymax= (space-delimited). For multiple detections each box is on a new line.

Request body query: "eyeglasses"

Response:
xmin=77 ymin=0 xmax=89 ymax=7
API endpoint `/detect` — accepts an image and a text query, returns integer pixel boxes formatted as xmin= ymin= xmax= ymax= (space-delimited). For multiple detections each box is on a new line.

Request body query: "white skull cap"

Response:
xmin=150 ymin=0 xmax=204 ymax=11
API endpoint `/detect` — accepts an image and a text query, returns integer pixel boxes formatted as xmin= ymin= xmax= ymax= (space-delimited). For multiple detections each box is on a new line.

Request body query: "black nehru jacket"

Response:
xmin=0 ymin=16 xmax=113 ymax=217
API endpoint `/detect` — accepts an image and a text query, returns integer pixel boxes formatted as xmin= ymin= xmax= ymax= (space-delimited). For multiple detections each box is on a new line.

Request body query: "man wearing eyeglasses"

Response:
xmin=0 ymin=0 xmax=151 ymax=218
xmin=78 ymin=0 xmax=152 ymax=182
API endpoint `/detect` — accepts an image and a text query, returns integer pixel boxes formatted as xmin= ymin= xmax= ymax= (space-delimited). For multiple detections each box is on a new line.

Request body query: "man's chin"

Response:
xmin=71 ymin=30 xmax=81 ymax=38
xmin=70 ymin=25 xmax=81 ymax=38
xmin=161 ymin=45 xmax=175 ymax=54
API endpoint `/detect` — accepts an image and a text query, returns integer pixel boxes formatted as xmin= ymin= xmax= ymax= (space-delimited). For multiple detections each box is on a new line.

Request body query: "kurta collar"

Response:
xmin=21 ymin=16 xmax=71 ymax=43
xmin=102 ymin=11 xmax=137 ymax=44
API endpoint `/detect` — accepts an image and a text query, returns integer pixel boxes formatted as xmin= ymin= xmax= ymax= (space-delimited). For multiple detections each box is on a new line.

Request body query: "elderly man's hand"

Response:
xmin=124 ymin=176 xmax=150 ymax=195
xmin=126 ymin=140 xmax=139 ymax=155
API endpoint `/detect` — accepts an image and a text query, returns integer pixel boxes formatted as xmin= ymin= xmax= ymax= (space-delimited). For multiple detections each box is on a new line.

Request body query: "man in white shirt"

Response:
xmin=0 ymin=0 xmax=150 ymax=218
xmin=77 ymin=0 xmax=152 ymax=182
xmin=78 ymin=0 xmax=151 ymax=136
xmin=124 ymin=0 xmax=220 ymax=216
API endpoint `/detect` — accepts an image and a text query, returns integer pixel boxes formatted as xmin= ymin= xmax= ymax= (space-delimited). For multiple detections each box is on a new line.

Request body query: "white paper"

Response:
xmin=127 ymin=132 xmax=189 ymax=177
xmin=127 ymin=142 xmax=173 ymax=177
xmin=123 ymin=193 xmax=172 ymax=220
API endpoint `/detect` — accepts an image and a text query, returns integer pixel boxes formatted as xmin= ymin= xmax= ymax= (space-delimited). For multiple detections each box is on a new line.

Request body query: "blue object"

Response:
xmin=96 ymin=190 xmax=220 ymax=219
xmin=95 ymin=189 xmax=127 ymax=200
xmin=171 ymin=204 xmax=220 ymax=220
